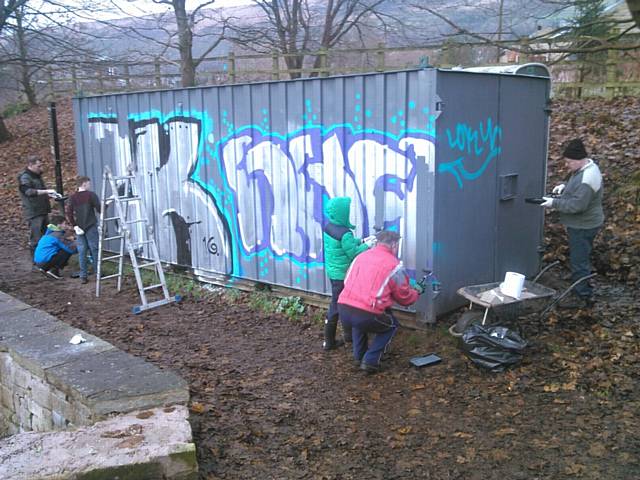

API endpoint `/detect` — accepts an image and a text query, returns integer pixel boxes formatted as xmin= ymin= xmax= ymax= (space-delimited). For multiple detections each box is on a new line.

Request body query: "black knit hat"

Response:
xmin=563 ymin=138 xmax=588 ymax=160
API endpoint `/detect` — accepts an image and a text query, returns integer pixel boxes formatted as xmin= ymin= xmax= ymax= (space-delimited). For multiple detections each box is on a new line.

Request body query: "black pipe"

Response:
xmin=48 ymin=102 xmax=64 ymax=213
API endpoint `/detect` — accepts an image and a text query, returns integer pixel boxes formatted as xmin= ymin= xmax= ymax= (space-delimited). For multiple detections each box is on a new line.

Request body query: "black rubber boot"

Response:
xmin=323 ymin=319 xmax=345 ymax=351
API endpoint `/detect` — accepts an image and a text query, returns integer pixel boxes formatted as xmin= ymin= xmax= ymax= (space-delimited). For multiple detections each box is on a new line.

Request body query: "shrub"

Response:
xmin=276 ymin=296 xmax=306 ymax=320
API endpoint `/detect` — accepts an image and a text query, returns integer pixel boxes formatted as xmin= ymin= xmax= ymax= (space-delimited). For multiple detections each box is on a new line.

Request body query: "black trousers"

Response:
xmin=326 ymin=279 xmax=344 ymax=321
xmin=28 ymin=214 xmax=49 ymax=256
xmin=37 ymin=249 xmax=72 ymax=271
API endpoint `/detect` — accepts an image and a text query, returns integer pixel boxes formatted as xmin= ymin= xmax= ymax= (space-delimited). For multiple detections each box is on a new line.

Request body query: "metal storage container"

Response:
xmin=73 ymin=67 xmax=550 ymax=323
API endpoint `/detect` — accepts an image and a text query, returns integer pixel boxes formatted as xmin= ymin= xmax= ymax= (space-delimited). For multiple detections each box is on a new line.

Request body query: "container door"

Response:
xmin=434 ymin=71 xmax=501 ymax=315
xmin=495 ymin=76 xmax=549 ymax=278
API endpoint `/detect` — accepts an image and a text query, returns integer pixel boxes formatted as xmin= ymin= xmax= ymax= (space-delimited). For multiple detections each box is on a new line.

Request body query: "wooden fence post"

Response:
xmin=519 ymin=39 xmax=531 ymax=63
xmin=228 ymin=52 xmax=236 ymax=83
xmin=96 ymin=69 xmax=104 ymax=93
xmin=154 ymin=58 xmax=162 ymax=88
xmin=47 ymin=67 xmax=54 ymax=99
xmin=318 ymin=48 xmax=329 ymax=77
xmin=124 ymin=63 xmax=131 ymax=90
xmin=272 ymin=50 xmax=280 ymax=80
xmin=376 ymin=42 xmax=386 ymax=72
xmin=71 ymin=65 xmax=79 ymax=93
xmin=605 ymin=49 xmax=619 ymax=98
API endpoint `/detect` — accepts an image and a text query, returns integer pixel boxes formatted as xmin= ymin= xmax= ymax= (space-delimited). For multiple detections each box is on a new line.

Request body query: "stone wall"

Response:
xmin=0 ymin=291 xmax=188 ymax=435
xmin=0 ymin=291 xmax=198 ymax=479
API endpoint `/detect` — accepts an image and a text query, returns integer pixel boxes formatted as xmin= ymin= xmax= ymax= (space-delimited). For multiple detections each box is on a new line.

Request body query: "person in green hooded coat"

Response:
xmin=322 ymin=196 xmax=374 ymax=350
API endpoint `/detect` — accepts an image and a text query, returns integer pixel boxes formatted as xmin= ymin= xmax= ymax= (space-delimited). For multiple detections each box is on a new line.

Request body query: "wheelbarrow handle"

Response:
xmin=540 ymin=272 xmax=597 ymax=318
xmin=531 ymin=260 xmax=561 ymax=284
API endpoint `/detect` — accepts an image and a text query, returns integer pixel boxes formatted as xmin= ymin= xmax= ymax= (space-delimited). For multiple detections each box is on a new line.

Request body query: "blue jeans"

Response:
xmin=77 ymin=224 xmax=99 ymax=278
xmin=338 ymin=305 xmax=398 ymax=367
xmin=567 ymin=226 xmax=600 ymax=298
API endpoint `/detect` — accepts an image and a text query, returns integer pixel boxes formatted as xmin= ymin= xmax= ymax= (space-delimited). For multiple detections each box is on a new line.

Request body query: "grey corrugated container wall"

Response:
xmin=72 ymin=67 xmax=550 ymax=323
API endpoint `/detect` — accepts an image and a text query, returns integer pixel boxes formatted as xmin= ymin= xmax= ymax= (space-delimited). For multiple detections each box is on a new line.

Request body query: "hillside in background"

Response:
xmin=0 ymin=96 xmax=638 ymax=285
xmin=67 ymin=0 xmax=566 ymax=62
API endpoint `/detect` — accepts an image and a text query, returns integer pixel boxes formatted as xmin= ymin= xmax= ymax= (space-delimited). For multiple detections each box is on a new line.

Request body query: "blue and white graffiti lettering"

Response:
xmin=197 ymin=124 xmax=434 ymax=274
xmin=87 ymin=111 xmax=435 ymax=280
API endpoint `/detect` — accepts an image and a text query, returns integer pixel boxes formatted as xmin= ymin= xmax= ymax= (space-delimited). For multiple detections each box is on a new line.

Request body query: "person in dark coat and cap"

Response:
xmin=540 ymin=138 xmax=604 ymax=308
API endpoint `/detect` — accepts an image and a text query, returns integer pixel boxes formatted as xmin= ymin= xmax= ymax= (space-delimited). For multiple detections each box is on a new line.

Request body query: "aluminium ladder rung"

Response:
xmin=143 ymin=283 xmax=164 ymax=291
xmin=100 ymin=273 xmax=120 ymax=280
xmin=103 ymin=235 xmax=125 ymax=241
xmin=138 ymin=261 xmax=159 ymax=269
xmin=111 ymin=175 xmax=135 ymax=180
xmin=132 ymin=295 xmax=181 ymax=315
xmin=102 ymin=254 xmax=124 ymax=262
xmin=103 ymin=217 xmax=145 ymax=223
xmin=107 ymin=195 xmax=141 ymax=202
xmin=131 ymin=240 xmax=153 ymax=248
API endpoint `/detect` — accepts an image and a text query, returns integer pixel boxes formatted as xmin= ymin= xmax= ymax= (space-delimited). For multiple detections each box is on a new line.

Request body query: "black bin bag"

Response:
xmin=461 ymin=324 xmax=527 ymax=372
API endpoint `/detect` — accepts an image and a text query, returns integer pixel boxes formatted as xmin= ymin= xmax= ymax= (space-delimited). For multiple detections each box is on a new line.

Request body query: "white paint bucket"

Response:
xmin=500 ymin=271 xmax=526 ymax=299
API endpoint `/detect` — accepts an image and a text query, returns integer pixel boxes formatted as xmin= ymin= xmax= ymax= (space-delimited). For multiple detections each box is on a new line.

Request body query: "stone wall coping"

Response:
xmin=0 ymin=291 xmax=189 ymax=419
xmin=0 ymin=405 xmax=197 ymax=479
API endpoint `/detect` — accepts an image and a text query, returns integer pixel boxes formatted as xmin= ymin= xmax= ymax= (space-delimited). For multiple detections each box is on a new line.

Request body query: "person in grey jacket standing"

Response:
xmin=541 ymin=138 xmax=604 ymax=306
xmin=17 ymin=156 xmax=57 ymax=261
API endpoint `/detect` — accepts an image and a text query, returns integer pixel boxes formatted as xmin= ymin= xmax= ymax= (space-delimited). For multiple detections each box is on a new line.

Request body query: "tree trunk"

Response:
xmin=0 ymin=116 xmax=11 ymax=143
xmin=173 ymin=0 xmax=196 ymax=87
xmin=284 ymin=54 xmax=303 ymax=79
xmin=627 ymin=0 xmax=640 ymax=30
xmin=15 ymin=7 xmax=37 ymax=106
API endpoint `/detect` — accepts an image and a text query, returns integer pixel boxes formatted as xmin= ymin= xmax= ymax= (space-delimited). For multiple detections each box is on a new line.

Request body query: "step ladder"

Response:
xmin=96 ymin=166 xmax=181 ymax=314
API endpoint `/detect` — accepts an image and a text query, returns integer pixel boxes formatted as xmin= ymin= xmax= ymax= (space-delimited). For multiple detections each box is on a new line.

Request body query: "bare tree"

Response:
xmin=409 ymin=1 xmax=639 ymax=59
xmin=121 ymin=0 xmax=229 ymax=87
xmin=12 ymin=5 xmax=37 ymax=105
xmin=0 ymin=0 xmax=27 ymax=32
xmin=0 ymin=1 xmax=113 ymax=106
xmin=229 ymin=0 xmax=394 ymax=79
xmin=0 ymin=0 xmax=29 ymax=142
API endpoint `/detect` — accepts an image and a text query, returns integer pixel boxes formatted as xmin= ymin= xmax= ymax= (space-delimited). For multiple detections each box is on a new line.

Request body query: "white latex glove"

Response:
xmin=552 ymin=184 xmax=566 ymax=195
xmin=46 ymin=189 xmax=58 ymax=197
xmin=74 ymin=226 xmax=85 ymax=235
xmin=540 ymin=196 xmax=554 ymax=208
xmin=363 ymin=235 xmax=377 ymax=248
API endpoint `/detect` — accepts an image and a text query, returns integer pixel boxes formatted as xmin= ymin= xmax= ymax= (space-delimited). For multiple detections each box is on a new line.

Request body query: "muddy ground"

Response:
xmin=1 ymin=235 xmax=638 ymax=479
xmin=1 ymin=97 xmax=639 ymax=478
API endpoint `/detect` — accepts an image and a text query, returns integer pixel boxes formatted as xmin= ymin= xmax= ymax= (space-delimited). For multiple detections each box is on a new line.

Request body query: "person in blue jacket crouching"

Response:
xmin=34 ymin=214 xmax=77 ymax=279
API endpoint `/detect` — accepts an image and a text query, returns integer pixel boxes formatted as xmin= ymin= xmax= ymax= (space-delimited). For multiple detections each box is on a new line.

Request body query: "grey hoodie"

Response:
xmin=553 ymin=159 xmax=604 ymax=229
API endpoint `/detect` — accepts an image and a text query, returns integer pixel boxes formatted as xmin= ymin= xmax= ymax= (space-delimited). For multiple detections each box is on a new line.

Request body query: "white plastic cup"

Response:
xmin=500 ymin=271 xmax=525 ymax=299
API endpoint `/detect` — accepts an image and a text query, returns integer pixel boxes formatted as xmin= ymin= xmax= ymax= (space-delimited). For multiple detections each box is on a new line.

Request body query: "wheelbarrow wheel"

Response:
xmin=449 ymin=311 xmax=484 ymax=337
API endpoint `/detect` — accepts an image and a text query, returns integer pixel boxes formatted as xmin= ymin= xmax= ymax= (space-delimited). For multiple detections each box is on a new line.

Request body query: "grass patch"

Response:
xmin=98 ymin=259 xmax=208 ymax=299
xmin=404 ymin=333 xmax=422 ymax=348
xmin=3 ymin=102 xmax=30 ymax=118
xmin=223 ymin=288 xmax=243 ymax=304
xmin=248 ymin=291 xmax=277 ymax=314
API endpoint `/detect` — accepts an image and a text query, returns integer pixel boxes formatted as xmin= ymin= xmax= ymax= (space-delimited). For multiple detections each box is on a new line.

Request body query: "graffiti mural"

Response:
xmin=87 ymin=103 xmax=438 ymax=287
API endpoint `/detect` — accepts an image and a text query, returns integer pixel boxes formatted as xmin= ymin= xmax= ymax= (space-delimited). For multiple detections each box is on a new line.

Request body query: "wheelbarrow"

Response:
xmin=449 ymin=261 xmax=597 ymax=337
